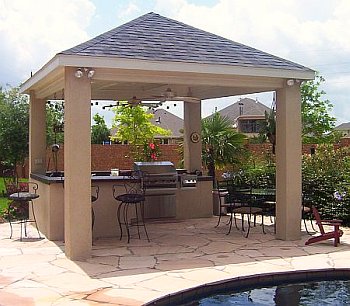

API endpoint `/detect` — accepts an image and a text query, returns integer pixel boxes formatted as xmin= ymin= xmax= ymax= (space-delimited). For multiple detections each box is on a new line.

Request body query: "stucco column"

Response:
xmin=275 ymin=82 xmax=302 ymax=240
xmin=29 ymin=91 xmax=46 ymax=174
xmin=64 ymin=67 xmax=92 ymax=260
xmin=184 ymin=101 xmax=202 ymax=172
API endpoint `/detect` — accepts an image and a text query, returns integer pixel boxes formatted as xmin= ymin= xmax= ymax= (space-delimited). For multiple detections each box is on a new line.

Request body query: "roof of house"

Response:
xmin=61 ymin=12 xmax=311 ymax=72
xmin=335 ymin=123 xmax=350 ymax=130
xmin=150 ymin=109 xmax=183 ymax=138
xmin=206 ymin=98 xmax=271 ymax=122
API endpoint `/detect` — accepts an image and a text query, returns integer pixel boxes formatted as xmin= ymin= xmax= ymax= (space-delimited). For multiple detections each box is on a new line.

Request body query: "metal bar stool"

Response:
xmin=113 ymin=172 xmax=149 ymax=243
xmin=7 ymin=181 xmax=41 ymax=240
xmin=91 ymin=185 xmax=100 ymax=230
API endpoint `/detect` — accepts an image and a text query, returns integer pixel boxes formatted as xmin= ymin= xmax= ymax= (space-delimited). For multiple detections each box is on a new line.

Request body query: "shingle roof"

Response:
xmin=150 ymin=109 xmax=183 ymax=138
xmin=206 ymin=98 xmax=271 ymax=122
xmin=61 ymin=12 xmax=311 ymax=72
xmin=335 ymin=123 xmax=350 ymax=130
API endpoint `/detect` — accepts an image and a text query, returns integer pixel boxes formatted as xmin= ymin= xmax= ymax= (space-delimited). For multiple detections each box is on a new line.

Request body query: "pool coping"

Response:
xmin=144 ymin=268 xmax=350 ymax=305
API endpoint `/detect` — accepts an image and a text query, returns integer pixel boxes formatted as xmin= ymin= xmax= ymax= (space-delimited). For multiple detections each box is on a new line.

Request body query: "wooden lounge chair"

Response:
xmin=305 ymin=206 xmax=343 ymax=247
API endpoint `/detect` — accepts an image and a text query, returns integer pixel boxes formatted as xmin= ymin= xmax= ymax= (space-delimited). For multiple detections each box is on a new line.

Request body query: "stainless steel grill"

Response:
xmin=133 ymin=161 xmax=178 ymax=219
xmin=133 ymin=161 xmax=178 ymax=195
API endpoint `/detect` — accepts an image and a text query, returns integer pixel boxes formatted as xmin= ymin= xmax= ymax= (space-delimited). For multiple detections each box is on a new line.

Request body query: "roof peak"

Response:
xmin=60 ymin=12 xmax=312 ymax=73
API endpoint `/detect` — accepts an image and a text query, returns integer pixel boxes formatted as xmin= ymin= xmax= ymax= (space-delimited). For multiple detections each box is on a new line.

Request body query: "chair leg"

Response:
xmin=140 ymin=201 xmax=150 ymax=242
xmin=135 ymin=203 xmax=141 ymax=239
xmin=226 ymin=212 xmax=233 ymax=235
xmin=244 ymin=214 xmax=251 ymax=238
xmin=261 ymin=213 xmax=266 ymax=234
xmin=31 ymin=201 xmax=41 ymax=239
xmin=124 ymin=203 xmax=131 ymax=243
xmin=215 ymin=212 xmax=222 ymax=228
xmin=116 ymin=203 xmax=124 ymax=240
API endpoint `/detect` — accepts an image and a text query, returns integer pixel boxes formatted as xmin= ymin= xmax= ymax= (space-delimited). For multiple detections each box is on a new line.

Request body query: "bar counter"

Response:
xmin=30 ymin=172 xmax=213 ymax=240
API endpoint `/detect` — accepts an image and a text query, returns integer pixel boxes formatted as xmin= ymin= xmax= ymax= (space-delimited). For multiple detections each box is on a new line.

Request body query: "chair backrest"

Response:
xmin=91 ymin=185 xmax=100 ymax=202
xmin=312 ymin=206 xmax=325 ymax=235
xmin=124 ymin=171 xmax=144 ymax=195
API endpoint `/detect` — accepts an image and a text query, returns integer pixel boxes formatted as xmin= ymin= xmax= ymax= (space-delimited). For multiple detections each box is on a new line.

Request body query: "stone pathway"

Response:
xmin=0 ymin=217 xmax=349 ymax=305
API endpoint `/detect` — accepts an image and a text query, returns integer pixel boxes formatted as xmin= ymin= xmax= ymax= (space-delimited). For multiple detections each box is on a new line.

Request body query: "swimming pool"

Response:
xmin=145 ymin=269 xmax=350 ymax=306
xmin=196 ymin=279 xmax=350 ymax=305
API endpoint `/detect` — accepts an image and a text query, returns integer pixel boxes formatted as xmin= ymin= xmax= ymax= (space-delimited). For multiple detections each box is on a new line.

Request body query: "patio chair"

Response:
xmin=6 ymin=181 xmax=41 ymax=240
xmin=305 ymin=206 xmax=343 ymax=247
xmin=214 ymin=180 xmax=230 ymax=227
xmin=227 ymin=187 xmax=264 ymax=237
xmin=302 ymin=192 xmax=316 ymax=234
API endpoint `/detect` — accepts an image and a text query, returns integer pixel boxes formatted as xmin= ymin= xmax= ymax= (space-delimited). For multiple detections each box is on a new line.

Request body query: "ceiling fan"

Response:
xmin=152 ymin=87 xmax=200 ymax=103
xmin=126 ymin=96 xmax=163 ymax=108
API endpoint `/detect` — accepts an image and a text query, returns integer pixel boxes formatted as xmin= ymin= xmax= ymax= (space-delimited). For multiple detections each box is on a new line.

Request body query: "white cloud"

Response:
xmin=154 ymin=0 xmax=350 ymax=123
xmin=1 ymin=0 xmax=349 ymax=124
xmin=0 ymin=0 xmax=95 ymax=85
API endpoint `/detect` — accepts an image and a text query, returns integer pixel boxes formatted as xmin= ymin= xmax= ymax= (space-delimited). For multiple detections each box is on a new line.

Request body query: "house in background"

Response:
xmin=207 ymin=98 xmax=271 ymax=137
xmin=150 ymin=108 xmax=183 ymax=144
xmin=110 ymin=108 xmax=184 ymax=144
xmin=334 ymin=122 xmax=350 ymax=137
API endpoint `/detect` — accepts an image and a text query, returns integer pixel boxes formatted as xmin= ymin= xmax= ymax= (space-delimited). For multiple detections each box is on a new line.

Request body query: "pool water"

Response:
xmin=196 ymin=279 xmax=350 ymax=305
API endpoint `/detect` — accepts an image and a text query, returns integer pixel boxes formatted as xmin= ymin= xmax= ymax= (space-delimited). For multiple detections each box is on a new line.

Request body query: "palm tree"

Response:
xmin=201 ymin=112 xmax=247 ymax=186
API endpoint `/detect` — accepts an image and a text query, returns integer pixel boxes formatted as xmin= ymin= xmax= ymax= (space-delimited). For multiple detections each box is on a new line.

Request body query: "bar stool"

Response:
xmin=7 ymin=182 xmax=41 ymax=240
xmin=91 ymin=185 xmax=100 ymax=230
xmin=113 ymin=172 xmax=149 ymax=243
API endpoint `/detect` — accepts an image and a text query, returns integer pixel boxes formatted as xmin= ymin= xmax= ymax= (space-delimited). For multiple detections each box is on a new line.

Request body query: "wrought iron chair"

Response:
xmin=113 ymin=172 xmax=149 ymax=243
xmin=214 ymin=180 xmax=230 ymax=227
xmin=6 ymin=181 xmax=41 ymax=240
xmin=302 ymin=192 xmax=316 ymax=234
xmin=229 ymin=187 xmax=264 ymax=237
xmin=91 ymin=185 xmax=100 ymax=230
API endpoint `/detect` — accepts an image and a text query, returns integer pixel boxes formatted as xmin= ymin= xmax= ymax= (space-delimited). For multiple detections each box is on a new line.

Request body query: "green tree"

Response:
xmin=110 ymin=105 xmax=170 ymax=160
xmin=46 ymin=101 xmax=64 ymax=145
xmin=0 ymin=87 xmax=29 ymax=173
xmin=301 ymin=74 xmax=339 ymax=143
xmin=259 ymin=74 xmax=339 ymax=147
xmin=201 ymin=112 xmax=247 ymax=185
xmin=91 ymin=113 xmax=110 ymax=144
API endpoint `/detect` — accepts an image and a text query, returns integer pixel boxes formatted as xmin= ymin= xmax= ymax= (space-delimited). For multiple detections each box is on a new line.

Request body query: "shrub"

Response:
xmin=302 ymin=144 xmax=350 ymax=224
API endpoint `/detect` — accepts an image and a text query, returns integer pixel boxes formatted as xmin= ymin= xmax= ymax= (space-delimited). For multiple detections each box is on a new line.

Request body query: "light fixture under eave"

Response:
xmin=87 ymin=69 xmax=95 ymax=79
xmin=74 ymin=68 xmax=83 ymax=78
xmin=74 ymin=67 xmax=95 ymax=79
xmin=286 ymin=79 xmax=295 ymax=86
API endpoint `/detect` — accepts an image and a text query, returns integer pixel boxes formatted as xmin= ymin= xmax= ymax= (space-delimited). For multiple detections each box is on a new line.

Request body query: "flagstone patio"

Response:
xmin=0 ymin=217 xmax=349 ymax=305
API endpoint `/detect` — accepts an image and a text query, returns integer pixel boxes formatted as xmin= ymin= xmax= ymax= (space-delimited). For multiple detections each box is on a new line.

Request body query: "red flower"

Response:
xmin=149 ymin=143 xmax=155 ymax=150
xmin=151 ymin=153 xmax=157 ymax=160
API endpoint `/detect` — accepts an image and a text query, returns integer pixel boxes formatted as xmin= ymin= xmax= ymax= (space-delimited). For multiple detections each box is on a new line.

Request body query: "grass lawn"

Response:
xmin=0 ymin=178 xmax=9 ymax=218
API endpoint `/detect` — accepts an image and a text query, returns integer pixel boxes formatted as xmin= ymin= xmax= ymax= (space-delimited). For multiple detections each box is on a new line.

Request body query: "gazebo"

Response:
xmin=20 ymin=12 xmax=314 ymax=260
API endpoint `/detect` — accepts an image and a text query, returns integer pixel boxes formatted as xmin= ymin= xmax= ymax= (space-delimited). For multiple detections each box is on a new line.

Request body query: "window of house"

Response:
xmin=160 ymin=138 xmax=169 ymax=144
xmin=240 ymin=120 xmax=263 ymax=133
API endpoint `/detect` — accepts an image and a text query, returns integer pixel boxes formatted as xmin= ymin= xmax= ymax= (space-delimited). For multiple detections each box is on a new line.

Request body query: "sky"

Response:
xmin=0 ymin=0 xmax=349 ymax=126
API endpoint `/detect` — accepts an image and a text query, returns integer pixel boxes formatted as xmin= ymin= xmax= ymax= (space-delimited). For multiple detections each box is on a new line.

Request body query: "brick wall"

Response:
xmin=46 ymin=144 xmax=181 ymax=172
xmin=17 ymin=139 xmax=350 ymax=178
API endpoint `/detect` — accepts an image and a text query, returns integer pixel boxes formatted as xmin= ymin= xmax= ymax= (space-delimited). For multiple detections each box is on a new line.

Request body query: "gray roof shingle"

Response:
xmin=61 ymin=12 xmax=311 ymax=72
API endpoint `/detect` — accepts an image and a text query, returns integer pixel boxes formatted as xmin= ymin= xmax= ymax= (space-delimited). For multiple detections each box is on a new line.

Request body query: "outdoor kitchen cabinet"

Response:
xmin=30 ymin=169 xmax=213 ymax=240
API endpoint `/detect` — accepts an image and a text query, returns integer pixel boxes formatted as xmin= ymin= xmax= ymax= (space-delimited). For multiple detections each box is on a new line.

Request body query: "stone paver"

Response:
xmin=0 ymin=217 xmax=349 ymax=305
